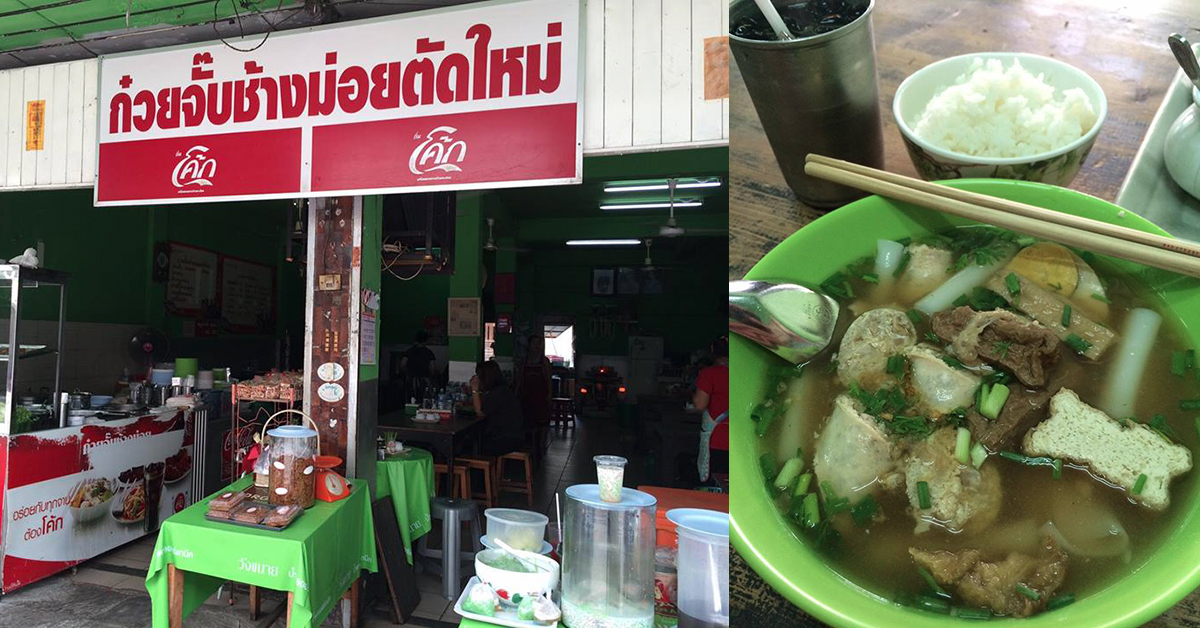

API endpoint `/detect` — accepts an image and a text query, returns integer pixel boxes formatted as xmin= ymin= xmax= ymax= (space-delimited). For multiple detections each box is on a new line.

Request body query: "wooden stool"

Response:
xmin=497 ymin=451 xmax=534 ymax=508
xmin=458 ymin=456 xmax=497 ymax=508
xmin=433 ymin=463 xmax=471 ymax=499
xmin=551 ymin=397 xmax=575 ymax=429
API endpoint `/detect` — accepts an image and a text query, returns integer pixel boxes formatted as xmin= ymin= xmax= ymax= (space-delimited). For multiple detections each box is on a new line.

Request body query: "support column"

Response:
xmin=447 ymin=194 xmax=485 ymax=379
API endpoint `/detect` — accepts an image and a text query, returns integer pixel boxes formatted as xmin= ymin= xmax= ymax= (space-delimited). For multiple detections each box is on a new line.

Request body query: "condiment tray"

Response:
xmin=453 ymin=576 xmax=559 ymax=628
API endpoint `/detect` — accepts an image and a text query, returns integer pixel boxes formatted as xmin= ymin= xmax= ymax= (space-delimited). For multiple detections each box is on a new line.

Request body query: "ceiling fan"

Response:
xmin=648 ymin=179 xmax=727 ymax=238
xmin=483 ymin=218 xmax=529 ymax=253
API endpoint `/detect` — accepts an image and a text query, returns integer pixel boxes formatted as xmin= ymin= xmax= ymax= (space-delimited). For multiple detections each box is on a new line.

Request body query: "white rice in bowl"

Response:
xmin=912 ymin=58 xmax=1098 ymax=159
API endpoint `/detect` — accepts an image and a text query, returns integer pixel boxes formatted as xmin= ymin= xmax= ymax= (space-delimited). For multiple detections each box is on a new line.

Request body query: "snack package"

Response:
xmin=262 ymin=504 xmax=302 ymax=528
xmin=206 ymin=505 xmax=234 ymax=520
xmin=208 ymin=490 xmax=247 ymax=512
xmin=462 ymin=582 xmax=499 ymax=617
xmin=231 ymin=503 xmax=267 ymax=524
xmin=518 ymin=596 xmax=536 ymax=621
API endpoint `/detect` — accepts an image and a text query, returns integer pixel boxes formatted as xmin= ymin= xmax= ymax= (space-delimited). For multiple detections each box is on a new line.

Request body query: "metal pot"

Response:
xmin=69 ymin=391 xmax=91 ymax=411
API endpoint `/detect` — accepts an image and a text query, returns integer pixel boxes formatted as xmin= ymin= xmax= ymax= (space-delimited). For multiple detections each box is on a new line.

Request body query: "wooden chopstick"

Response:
xmin=803 ymin=155 xmax=1200 ymax=279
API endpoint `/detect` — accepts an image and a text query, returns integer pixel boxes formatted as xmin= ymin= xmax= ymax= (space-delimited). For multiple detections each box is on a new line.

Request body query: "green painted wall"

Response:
xmin=0 ymin=189 xmax=298 ymax=349
xmin=360 ymin=196 xmax=382 ymax=382
xmin=0 ymin=189 xmax=148 ymax=322
xmin=514 ymin=236 xmax=726 ymax=359
xmin=380 ymin=273 xmax=449 ymax=346
xmin=448 ymin=193 xmax=485 ymax=364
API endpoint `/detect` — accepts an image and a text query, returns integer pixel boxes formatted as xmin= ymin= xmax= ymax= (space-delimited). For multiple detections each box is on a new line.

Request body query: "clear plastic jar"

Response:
xmin=266 ymin=425 xmax=317 ymax=508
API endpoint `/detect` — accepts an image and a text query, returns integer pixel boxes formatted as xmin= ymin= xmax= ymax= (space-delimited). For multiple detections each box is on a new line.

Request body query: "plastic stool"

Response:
xmin=416 ymin=497 xmax=484 ymax=600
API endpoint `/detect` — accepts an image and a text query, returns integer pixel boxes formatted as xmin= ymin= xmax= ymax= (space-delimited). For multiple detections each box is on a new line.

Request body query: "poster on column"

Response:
xmin=95 ymin=0 xmax=583 ymax=206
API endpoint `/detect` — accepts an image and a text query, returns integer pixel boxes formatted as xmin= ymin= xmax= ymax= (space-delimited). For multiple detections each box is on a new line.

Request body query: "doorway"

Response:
xmin=544 ymin=323 xmax=574 ymax=368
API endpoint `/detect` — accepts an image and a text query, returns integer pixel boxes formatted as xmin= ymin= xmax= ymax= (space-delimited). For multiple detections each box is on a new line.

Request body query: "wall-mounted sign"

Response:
xmin=221 ymin=256 xmax=274 ymax=333
xmin=95 ymin=0 xmax=583 ymax=206
xmin=25 ymin=100 xmax=45 ymax=151
xmin=165 ymin=243 xmax=218 ymax=315
xmin=447 ymin=297 xmax=480 ymax=337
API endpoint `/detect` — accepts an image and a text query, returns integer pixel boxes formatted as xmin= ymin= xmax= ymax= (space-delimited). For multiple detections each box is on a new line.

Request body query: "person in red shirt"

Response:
xmin=694 ymin=336 xmax=729 ymax=482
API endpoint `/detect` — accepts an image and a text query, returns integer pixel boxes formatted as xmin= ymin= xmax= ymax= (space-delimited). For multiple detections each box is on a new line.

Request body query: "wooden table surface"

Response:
xmin=729 ymin=0 xmax=1197 ymax=280
xmin=730 ymin=0 xmax=1200 ymax=624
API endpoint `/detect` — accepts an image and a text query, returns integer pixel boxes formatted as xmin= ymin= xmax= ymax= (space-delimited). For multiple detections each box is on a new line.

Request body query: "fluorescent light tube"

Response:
xmin=566 ymin=239 xmax=643 ymax=246
xmin=599 ymin=201 xmax=703 ymax=211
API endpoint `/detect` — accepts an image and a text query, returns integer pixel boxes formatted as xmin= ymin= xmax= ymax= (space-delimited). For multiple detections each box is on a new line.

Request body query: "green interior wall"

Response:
xmin=359 ymin=196 xmax=382 ymax=382
xmin=0 ymin=189 xmax=298 ymax=348
xmin=380 ymin=273 xmax=449 ymax=346
xmin=448 ymin=193 xmax=485 ymax=364
xmin=514 ymin=237 xmax=726 ymax=359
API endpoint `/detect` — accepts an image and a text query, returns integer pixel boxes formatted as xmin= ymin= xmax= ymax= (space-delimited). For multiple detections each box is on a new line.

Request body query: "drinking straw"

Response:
xmin=752 ymin=0 xmax=795 ymax=40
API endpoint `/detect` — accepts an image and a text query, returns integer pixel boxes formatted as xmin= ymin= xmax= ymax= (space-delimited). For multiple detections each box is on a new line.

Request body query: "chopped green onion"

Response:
xmin=951 ymin=607 xmax=993 ymax=620
xmin=1064 ymin=334 xmax=1092 ymax=355
xmin=1004 ymin=272 xmax=1021 ymax=296
xmin=819 ymin=480 xmax=838 ymax=502
xmin=774 ymin=457 xmax=805 ymax=491
xmin=942 ymin=355 xmax=965 ymax=370
xmin=794 ymin=472 xmax=813 ymax=497
xmin=801 ymin=492 xmax=820 ymax=528
xmin=1061 ymin=304 xmax=1072 ymax=328
xmin=917 ymin=481 xmax=932 ymax=509
xmin=991 ymin=341 xmax=1011 ymax=359
xmin=886 ymin=354 xmax=906 ymax=378
xmin=925 ymin=332 xmax=942 ymax=344
xmin=826 ymin=497 xmax=851 ymax=514
xmin=754 ymin=404 xmax=780 ymax=437
xmin=1014 ymin=583 xmax=1040 ymax=601
xmin=980 ymin=383 xmax=1011 ymax=420
xmin=1148 ymin=414 xmax=1177 ymax=443
xmin=955 ymin=427 xmax=971 ymax=464
xmin=914 ymin=594 xmax=950 ymax=614
xmin=1181 ymin=400 xmax=1200 ymax=410
xmin=1195 ymin=416 xmax=1200 ymax=439
xmin=850 ymin=494 xmax=879 ymax=526
xmin=970 ymin=441 xmax=988 ymax=469
xmin=759 ymin=452 xmax=778 ymax=482
xmin=1047 ymin=594 xmax=1075 ymax=611
xmin=1173 ymin=351 xmax=1187 ymax=377
xmin=952 ymin=293 xmax=970 ymax=308
xmin=1091 ymin=292 xmax=1111 ymax=304
xmin=917 ymin=566 xmax=949 ymax=598
xmin=1052 ymin=458 xmax=1062 ymax=479
xmin=1133 ymin=473 xmax=1148 ymax=495
xmin=861 ymin=272 xmax=879 ymax=284
xmin=998 ymin=451 xmax=1054 ymax=467
xmin=894 ymin=250 xmax=912 ymax=277
xmin=842 ymin=281 xmax=854 ymax=298
xmin=907 ymin=309 xmax=923 ymax=325
xmin=1188 ymin=349 xmax=1196 ymax=370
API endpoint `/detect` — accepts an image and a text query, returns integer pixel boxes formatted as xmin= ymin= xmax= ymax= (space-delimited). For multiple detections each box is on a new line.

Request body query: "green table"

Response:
xmin=374 ymin=447 xmax=435 ymax=564
xmin=146 ymin=476 xmax=378 ymax=628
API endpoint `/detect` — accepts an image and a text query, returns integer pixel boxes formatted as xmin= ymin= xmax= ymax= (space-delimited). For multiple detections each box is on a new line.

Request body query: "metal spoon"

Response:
xmin=729 ymin=280 xmax=840 ymax=365
xmin=1168 ymin=34 xmax=1200 ymax=93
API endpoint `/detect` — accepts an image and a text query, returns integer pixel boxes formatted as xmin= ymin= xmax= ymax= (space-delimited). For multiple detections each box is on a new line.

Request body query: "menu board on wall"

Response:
xmin=447 ymin=298 xmax=481 ymax=337
xmin=221 ymin=257 xmax=275 ymax=333
xmin=166 ymin=244 xmax=218 ymax=315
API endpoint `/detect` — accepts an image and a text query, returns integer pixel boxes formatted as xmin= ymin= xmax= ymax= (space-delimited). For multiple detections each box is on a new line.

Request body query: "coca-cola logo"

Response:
xmin=408 ymin=126 xmax=466 ymax=176
xmin=172 ymin=145 xmax=217 ymax=188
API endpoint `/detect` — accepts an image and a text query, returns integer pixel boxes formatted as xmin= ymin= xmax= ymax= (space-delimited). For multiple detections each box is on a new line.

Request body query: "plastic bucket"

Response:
xmin=666 ymin=508 xmax=729 ymax=627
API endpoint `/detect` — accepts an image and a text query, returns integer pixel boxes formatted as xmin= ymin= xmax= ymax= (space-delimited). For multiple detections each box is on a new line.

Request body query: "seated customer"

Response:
xmin=470 ymin=360 xmax=525 ymax=456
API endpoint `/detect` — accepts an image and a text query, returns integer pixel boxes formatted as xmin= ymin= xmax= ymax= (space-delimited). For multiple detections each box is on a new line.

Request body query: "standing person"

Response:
xmin=694 ymin=336 xmax=730 ymax=482
xmin=400 ymin=331 xmax=436 ymax=403
xmin=470 ymin=361 xmax=525 ymax=455
xmin=517 ymin=335 xmax=552 ymax=455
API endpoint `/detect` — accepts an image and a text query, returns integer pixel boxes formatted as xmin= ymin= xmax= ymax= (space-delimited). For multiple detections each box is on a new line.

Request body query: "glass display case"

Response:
xmin=0 ymin=264 xmax=68 ymax=435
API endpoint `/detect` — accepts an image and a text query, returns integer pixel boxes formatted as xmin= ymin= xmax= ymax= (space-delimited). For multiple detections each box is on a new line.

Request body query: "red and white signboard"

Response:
xmin=95 ymin=0 xmax=583 ymax=206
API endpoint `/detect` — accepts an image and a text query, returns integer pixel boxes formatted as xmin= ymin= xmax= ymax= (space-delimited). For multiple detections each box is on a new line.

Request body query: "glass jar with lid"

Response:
xmin=266 ymin=425 xmax=317 ymax=508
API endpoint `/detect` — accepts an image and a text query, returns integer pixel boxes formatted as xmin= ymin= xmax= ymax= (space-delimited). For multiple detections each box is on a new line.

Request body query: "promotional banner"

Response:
xmin=1 ymin=410 xmax=193 ymax=592
xmin=95 ymin=0 xmax=583 ymax=206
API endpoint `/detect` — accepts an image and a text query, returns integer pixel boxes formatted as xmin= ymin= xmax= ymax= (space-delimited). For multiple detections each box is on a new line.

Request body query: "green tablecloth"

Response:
xmin=145 ymin=476 xmax=378 ymax=628
xmin=374 ymin=447 xmax=435 ymax=564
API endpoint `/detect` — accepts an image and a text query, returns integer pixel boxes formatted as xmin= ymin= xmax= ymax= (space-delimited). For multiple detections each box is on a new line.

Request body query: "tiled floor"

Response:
xmin=0 ymin=410 xmax=685 ymax=627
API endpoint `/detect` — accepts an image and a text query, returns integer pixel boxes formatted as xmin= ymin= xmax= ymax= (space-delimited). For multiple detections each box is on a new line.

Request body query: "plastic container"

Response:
xmin=562 ymin=484 xmax=657 ymax=628
xmin=150 ymin=368 xmax=174 ymax=386
xmin=666 ymin=509 xmax=729 ymax=628
xmin=484 ymin=508 xmax=549 ymax=553
xmin=266 ymin=425 xmax=317 ymax=508
xmin=594 ymin=455 xmax=628 ymax=503
xmin=196 ymin=370 xmax=214 ymax=390
xmin=174 ymin=357 xmax=199 ymax=378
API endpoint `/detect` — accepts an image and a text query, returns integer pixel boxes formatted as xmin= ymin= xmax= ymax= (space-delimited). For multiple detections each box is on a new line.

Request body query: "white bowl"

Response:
xmin=474 ymin=548 xmax=559 ymax=607
xmin=893 ymin=52 xmax=1107 ymax=185
xmin=68 ymin=479 xmax=115 ymax=524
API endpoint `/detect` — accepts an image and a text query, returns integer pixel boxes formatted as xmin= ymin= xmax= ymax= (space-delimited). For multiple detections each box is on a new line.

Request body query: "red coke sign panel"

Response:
xmin=95 ymin=0 xmax=582 ymax=206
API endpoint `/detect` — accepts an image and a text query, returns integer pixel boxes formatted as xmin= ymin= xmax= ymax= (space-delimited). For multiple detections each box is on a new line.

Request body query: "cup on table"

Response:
xmin=729 ymin=0 xmax=884 ymax=209
xmin=593 ymin=455 xmax=628 ymax=503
